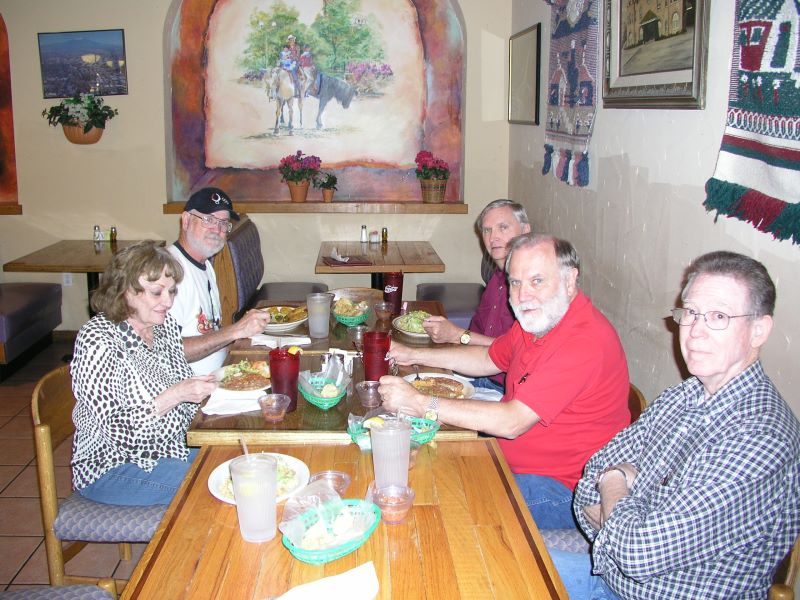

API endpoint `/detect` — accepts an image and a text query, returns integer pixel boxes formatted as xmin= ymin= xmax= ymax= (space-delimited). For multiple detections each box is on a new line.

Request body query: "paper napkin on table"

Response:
xmin=201 ymin=388 xmax=265 ymax=415
xmin=330 ymin=247 xmax=349 ymax=262
xmin=277 ymin=561 xmax=379 ymax=600
xmin=250 ymin=334 xmax=312 ymax=348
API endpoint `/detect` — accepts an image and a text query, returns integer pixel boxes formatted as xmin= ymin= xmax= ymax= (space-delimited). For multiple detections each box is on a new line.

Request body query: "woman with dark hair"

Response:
xmin=70 ymin=240 xmax=217 ymax=505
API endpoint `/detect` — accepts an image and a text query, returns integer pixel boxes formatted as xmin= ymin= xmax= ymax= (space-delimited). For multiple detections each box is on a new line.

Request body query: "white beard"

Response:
xmin=512 ymin=281 xmax=571 ymax=337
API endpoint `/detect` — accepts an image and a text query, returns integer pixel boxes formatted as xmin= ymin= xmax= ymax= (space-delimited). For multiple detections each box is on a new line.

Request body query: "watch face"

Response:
xmin=424 ymin=409 xmax=438 ymax=421
xmin=460 ymin=331 xmax=471 ymax=344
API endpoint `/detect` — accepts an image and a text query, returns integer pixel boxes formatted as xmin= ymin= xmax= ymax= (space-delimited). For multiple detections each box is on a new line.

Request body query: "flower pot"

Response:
xmin=62 ymin=124 xmax=104 ymax=145
xmin=420 ymin=178 xmax=447 ymax=204
xmin=287 ymin=180 xmax=310 ymax=203
xmin=322 ymin=188 xmax=335 ymax=203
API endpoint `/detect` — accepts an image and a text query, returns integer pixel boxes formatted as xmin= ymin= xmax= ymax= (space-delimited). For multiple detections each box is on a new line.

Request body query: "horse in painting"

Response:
xmin=311 ymin=74 xmax=357 ymax=130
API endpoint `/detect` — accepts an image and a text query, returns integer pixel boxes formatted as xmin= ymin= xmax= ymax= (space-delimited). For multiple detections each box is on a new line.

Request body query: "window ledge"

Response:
xmin=162 ymin=202 xmax=468 ymax=215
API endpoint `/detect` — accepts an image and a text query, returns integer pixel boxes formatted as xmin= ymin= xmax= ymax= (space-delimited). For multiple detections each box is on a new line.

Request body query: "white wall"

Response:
xmin=0 ymin=0 xmax=511 ymax=329
xmin=509 ymin=2 xmax=798 ymax=418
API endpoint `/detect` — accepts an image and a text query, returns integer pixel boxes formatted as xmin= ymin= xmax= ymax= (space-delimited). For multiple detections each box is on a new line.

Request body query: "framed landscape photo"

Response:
xmin=508 ymin=23 xmax=541 ymax=125
xmin=38 ymin=29 xmax=128 ymax=98
xmin=602 ymin=0 xmax=709 ymax=108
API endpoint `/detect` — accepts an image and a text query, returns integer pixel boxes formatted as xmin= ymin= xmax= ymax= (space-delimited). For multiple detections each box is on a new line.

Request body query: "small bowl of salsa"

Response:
xmin=373 ymin=485 xmax=415 ymax=524
xmin=258 ymin=393 xmax=291 ymax=422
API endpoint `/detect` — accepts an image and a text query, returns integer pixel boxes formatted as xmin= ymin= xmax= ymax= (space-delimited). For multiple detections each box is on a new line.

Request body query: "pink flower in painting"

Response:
xmin=414 ymin=150 xmax=449 ymax=180
xmin=278 ymin=150 xmax=322 ymax=183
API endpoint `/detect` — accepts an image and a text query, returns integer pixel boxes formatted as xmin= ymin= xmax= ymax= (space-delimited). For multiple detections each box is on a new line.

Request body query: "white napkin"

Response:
xmin=201 ymin=388 xmax=265 ymax=415
xmin=330 ymin=247 xmax=349 ymax=262
xmin=277 ymin=561 xmax=379 ymax=600
xmin=470 ymin=385 xmax=504 ymax=402
xmin=250 ymin=334 xmax=312 ymax=348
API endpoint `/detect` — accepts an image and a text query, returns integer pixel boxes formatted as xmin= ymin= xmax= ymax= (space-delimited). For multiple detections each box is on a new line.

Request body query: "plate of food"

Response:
xmin=208 ymin=453 xmax=310 ymax=505
xmin=392 ymin=310 xmax=432 ymax=339
xmin=214 ymin=360 xmax=271 ymax=392
xmin=402 ymin=372 xmax=475 ymax=399
xmin=263 ymin=305 xmax=309 ymax=333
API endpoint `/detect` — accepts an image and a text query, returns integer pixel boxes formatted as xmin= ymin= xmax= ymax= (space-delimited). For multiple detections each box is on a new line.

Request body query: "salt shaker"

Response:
xmin=92 ymin=225 xmax=103 ymax=242
xmin=360 ymin=225 xmax=368 ymax=243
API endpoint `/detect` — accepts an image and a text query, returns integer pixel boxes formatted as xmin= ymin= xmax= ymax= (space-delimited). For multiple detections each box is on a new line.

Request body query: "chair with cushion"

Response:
xmin=0 ymin=579 xmax=116 ymax=599
xmin=214 ymin=216 xmax=327 ymax=325
xmin=0 ymin=282 xmax=62 ymax=381
xmin=770 ymin=534 xmax=800 ymax=599
xmin=32 ymin=366 xmax=166 ymax=590
xmin=628 ymin=383 xmax=646 ymax=424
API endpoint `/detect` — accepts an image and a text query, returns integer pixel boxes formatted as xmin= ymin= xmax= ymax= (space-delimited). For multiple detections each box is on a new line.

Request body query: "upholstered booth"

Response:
xmin=214 ymin=216 xmax=327 ymax=326
xmin=0 ymin=282 xmax=62 ymax=380
xmin=415 ymin=255 xmax=494 ymax=330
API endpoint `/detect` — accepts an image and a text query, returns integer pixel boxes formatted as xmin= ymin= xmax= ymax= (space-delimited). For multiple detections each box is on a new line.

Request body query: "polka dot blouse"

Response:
xmin=70 ymin=313 xmax=198 ymax=490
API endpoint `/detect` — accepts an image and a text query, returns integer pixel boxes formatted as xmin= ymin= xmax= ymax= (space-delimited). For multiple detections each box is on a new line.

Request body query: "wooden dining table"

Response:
xmin=315 ymin=241 xmax=445 ymax=288
xmin=187 ymin=299 xmax=476 ymax=446
xmin=120 ymin=440 xmax=568 ymax=599
xmin=3 ymin=239 xmax=145 ymax=312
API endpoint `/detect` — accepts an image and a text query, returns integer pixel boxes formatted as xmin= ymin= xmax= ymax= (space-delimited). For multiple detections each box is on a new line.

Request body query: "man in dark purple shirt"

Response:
xmin=423 ymin=199 xmax=530 ymax=391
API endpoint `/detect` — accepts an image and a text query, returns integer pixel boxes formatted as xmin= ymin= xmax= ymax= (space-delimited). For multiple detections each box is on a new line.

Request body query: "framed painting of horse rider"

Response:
xmin=602 ymin=0 xmax=709 ymax=108
xmin=167 ymin=0 xmax=465 ymax=205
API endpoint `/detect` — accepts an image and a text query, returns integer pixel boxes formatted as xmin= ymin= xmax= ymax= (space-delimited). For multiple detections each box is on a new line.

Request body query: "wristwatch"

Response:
xmin=459 ymin=329 xmax=472 ymax=345
xmin=424 ymin=395 xmax=439 ymax=422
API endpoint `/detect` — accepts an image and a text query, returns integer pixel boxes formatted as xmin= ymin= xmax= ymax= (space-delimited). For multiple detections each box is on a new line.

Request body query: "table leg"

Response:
xmin=371 ymin=273 xmax=382 ymax=290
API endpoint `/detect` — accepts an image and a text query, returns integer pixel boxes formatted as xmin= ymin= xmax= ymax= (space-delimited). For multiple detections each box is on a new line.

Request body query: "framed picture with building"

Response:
xmin=602 ymin=0 xmax=709 ymax=108
xmin=508 ymin=23 xmax=541 ymax=124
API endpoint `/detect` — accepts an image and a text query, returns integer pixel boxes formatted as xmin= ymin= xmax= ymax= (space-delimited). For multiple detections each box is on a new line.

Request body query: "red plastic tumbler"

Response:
xmin=383 ymin=272 xmax=404 ymax=316
xmin=268 ymin=348 xmax=300 ymax=412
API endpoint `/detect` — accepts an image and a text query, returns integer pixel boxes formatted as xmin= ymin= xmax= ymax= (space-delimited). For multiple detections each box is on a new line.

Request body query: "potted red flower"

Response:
xmin=414 ymin=151 xmax=449 ymax=203
xmin=278 ymin=150 xmax=321 ymax=202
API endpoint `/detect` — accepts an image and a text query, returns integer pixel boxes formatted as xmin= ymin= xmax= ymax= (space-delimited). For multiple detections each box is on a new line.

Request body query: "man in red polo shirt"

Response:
xmin=379 ymin=233 xmax=630 ymax=528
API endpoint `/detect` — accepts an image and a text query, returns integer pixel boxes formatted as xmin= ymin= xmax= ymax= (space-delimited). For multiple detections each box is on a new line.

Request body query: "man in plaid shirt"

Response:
xmin=555 ymin=251 xmax=800 ymax=599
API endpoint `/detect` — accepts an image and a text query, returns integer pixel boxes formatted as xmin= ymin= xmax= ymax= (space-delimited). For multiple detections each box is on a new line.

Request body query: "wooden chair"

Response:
xmin=770 ymin=534 xmax=800 ymax=599
xmin=32 ymin=366 xmax=166 ymax=591
xmin=628 ymin=383 xmax=646 ymax=424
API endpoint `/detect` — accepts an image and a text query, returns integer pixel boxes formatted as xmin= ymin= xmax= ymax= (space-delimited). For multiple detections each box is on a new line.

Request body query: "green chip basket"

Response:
xmin=347 ymin=417 xmax=440 ymax=450
xmin=299 ymin=376 xmax=346 ymax=410
xmin=282 ymin=499 xmax=381 ymax=565
xmin=333 ymin=310 xmax=369 ymax=326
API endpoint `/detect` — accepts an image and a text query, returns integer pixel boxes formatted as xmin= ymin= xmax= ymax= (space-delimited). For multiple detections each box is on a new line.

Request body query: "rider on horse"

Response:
xmin=280 ymin=34 xmax=304 ymax=98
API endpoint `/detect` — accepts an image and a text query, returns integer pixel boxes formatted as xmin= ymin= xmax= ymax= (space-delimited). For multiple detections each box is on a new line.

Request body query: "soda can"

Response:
xmin=383 ymin=272 xmax=404 ymax=316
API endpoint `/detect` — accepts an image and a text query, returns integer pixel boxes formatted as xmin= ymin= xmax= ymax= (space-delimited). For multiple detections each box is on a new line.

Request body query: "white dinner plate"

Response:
xmin=212 ymin=365 xmax=270 ymax=394
xmin=402 ymin=372 xmax=475 ymax=399
xmin=392 ymin=316 xmax=430 ymax=339
xmin=263 ymin=306 xmax=308 ymax=333
xmin=208 ymin=453 xmax=310 ymax=505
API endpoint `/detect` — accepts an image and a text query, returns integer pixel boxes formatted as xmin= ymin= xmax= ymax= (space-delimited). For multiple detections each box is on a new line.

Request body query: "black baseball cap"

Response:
xmin=184 ymin=187 xmax=240 ymax=221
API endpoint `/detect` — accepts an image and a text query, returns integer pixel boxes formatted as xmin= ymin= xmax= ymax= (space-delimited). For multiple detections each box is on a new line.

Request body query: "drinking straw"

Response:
xmin=240 ymin=437 xmax=251 ymax=461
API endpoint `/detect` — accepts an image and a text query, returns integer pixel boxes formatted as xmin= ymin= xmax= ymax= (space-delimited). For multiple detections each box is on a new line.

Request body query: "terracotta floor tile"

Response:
xmin=53 ymin=436 xmax=73 ymax=468
xmin=0 ymin=537 xmax=41 ymax=585
xmin=0 ymin=416 xmax=33 ymax=440
xmin=0 ymin=415 xmax=11 ymax=429
xmin=0 ymin=498 xmax=45 ymax=536
xmin=64 ymin=542 xmax=122 ymax=579
xmin=113 ymin=543 xmax=147 ymax=580
xmin=0 ymin=439 xmax=35 ymax=466
xmin=1 ymin=465 xmax=72 ymax=499
xmin=0 ymin=465 xmax=25 ymax=492
xmin=10 ymin=542 xmax=49 ymax=585
xmin=0 ymin=395 xmax=30 ymax=417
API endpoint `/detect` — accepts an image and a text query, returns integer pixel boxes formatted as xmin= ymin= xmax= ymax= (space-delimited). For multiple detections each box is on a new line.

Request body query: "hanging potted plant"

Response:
xmin=414 ymin=150 xmax=450 ymax=203
xmin=41 ymin=93 xmax=119 ymax=145
xmin=313 ymin=172 xmax=338 ymax=203
xmin=278 ymin=150 xmax=321 ymax=203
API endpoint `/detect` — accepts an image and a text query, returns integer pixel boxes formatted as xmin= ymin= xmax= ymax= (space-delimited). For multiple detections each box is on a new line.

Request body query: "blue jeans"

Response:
xmin=79 ymin=448 xmax=199 ymax=506
xmin=513 ymin=473 xmax=577 ymax=529
xmin=550 ymin=548 xmax=622 ymax=600
xmin=471 ymin=376 xmax=504 ymax=393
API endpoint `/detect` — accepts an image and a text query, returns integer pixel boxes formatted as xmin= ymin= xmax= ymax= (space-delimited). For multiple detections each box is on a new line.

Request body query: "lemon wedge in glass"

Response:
xmin=287 ymin=346 xmax=302 ymax=355
xmin=362 ymin=416 xmax=385 ymax=430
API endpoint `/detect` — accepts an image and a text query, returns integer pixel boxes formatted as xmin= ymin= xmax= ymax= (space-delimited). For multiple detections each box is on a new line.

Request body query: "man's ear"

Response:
xmin=750 ymin=315 xmax=773 ymax=349
xmin=565 ymin=267 xmax=579 ymax=296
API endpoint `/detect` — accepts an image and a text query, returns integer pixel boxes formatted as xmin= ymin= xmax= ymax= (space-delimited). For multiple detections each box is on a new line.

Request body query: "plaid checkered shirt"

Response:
xmin=574 ymin=361 xmax=800 ymax=599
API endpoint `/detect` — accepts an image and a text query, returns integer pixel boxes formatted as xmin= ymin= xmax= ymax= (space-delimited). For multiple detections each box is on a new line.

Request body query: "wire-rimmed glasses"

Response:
xmin=670 ymin=308 xmax=755 ymax=331
xmin=190 ymin=212 xmax=233 ymax=233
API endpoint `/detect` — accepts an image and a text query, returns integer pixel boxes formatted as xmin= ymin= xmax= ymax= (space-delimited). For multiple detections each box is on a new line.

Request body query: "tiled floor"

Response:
xmin=0 ymin=335 xmax=146 ymax=593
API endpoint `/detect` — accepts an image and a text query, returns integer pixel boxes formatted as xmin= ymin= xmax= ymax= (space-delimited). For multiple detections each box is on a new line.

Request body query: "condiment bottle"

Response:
xmin=110 ymin=226 xmax=117 ymax=243
xmin=360 ymin=225 xmax=368 ymax=243
xmin=92 ymin=225 xmax=103 ymax=241
xmin=381 ymin=227 xmax=388 ymax=245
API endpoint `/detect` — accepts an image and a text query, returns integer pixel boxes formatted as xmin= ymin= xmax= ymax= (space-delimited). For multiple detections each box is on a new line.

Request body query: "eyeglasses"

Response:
xmin=670 ymin=308 xmax=755 ymax=331
xmin=189 ymin=212 xmax=232 ymax=233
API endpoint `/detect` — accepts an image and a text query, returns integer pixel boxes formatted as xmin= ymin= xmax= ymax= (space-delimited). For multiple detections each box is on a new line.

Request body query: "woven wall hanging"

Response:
xmin=541 ymin=0 xmax=598 ymax=187
xmin=704 ymin=0 xmax=800 ymax=245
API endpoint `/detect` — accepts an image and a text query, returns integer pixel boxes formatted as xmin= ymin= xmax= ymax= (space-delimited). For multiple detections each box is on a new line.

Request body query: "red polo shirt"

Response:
xmin=488 ymin=291 xmax=630 ymax=489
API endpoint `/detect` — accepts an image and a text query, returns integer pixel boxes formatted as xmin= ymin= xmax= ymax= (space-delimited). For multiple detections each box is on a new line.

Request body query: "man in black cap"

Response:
xmin=168 ymin=187 xmax=270 ymax=375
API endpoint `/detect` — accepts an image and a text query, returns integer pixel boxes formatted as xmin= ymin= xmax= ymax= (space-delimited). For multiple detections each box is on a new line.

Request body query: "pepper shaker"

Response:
xmin=110 ymin=226 xmax=117 ymax=243
xmin=381 ymin=227 xmax=388 ymax=245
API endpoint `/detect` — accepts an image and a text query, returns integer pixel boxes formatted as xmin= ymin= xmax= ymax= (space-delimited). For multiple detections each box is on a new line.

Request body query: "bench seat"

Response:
xmin=0 ymin=282 xmax=62 ymax=369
